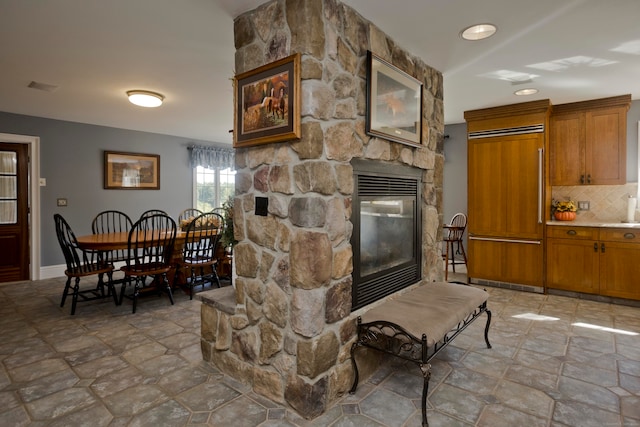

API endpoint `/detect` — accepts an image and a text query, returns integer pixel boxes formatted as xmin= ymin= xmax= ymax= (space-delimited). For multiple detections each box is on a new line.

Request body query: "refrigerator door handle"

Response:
xmin=538 ymin=148 xmax=543 ymax=224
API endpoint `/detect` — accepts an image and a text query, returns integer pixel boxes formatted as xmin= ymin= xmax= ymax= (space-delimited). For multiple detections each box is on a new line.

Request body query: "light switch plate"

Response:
xmin=578 ymin=201 xmax=590 ymax=210
xmin=57 ymin=198 xmax=67 ymax=207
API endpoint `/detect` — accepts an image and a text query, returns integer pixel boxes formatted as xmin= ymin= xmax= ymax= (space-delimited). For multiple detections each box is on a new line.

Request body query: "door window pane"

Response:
xmin=0 ymin=151 xmax=18 ymax=224
xmin=0 ymin=152 xmax=16 ymax=174
xmin=0 ymin=176 xmax=17 ymax=199
xmin=0 ymin=201 xmax=16 ymax=224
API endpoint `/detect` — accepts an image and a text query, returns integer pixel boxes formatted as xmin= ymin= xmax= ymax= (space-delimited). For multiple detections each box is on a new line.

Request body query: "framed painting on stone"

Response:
xmin=366 ymin=51 xmax=423 ymax=147
xmin=233 ymin=53 xmax=301 ymax=148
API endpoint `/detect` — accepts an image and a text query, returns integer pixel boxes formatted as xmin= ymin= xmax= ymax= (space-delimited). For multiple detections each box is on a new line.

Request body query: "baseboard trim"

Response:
xmin=547 ymin=288 xmax=640 ymax=308
xmin=469 ymin=278 xmax=544 ymax=294
xmin=40 ymin=264 xmax=65 ymax=280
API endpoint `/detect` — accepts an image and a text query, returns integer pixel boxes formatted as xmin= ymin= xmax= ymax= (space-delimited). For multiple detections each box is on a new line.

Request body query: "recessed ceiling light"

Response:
xmin=460 ymin=23 xmax=497 ymax=41
xmin=514 ymin=88 xmax=539 ymax=96
xmin=127 ymin=90 xmax=164 ymax=107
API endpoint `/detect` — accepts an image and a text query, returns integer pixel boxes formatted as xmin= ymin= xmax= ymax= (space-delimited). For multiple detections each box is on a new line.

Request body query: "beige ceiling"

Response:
xmin=1 ymin=0 xmax=638 ymax=145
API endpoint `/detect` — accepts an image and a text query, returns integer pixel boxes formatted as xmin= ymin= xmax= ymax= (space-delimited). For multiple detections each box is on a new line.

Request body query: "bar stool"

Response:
xmin=443 ymin=212 xmax=468 ymax=280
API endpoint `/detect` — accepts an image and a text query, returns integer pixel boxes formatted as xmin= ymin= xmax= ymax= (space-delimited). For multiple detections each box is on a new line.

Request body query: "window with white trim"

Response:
xmin=193 ymin=166 xmax=235 ymax=212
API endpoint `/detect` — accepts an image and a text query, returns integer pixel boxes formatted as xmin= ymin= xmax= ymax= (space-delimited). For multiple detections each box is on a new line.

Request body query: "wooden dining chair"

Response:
xmin=54 ymin=214 xmax=118 ymax=315
xmin=91 ymin=210 xmax=133 ymax=265
xmin=178 ymin=208 xmax=203 ymax=229
xmin=178 ymin=212 xmax=224 ymax=299
xmin=119 ymin=213 xmax=177 ymax=313
xmin=442 ymin=212 xmax=468 ymax=280
xmin=139 ymin=209 xmax=168 ymax=220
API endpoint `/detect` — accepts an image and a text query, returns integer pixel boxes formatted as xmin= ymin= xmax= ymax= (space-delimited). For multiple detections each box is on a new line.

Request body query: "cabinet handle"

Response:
xmin=537 ymin=148 xmax=543 ymax=224
xmin=624 ymin=233 xmax=635 ymax=239
xmin=580 ymin=174 xmax=585 ymax=184
xmin=601 ymin=243 xmax=605 ymax=253
xmin=594 ymin=243 xmax=598 ymax=252
xmin=587 ymin=174 xmax=591 ymax=184
xmin=567 ymin=230 xmax=577 ymax=236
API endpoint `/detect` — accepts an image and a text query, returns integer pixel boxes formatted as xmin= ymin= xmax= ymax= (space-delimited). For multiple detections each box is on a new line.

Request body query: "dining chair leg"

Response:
xmin=119 ymin=279 xmax=129 ymax=306
xmin=164 ymin=274 xmax=175 ymax=305
xmin=60 ymin=277 xmax=72 ymax=308
xmin=189 ymin=269 xmax=195 ymax=300
xmin=212 ymin=265 xmax=221 ymax=288
xmin=107 ymin=271 xmax=119 ymax=306
xmin=71 ymin=277 xmax=81 ymax=316
xmin=444 ymin=242 xmax=450 ymax=281
xmin=450 ymin=241 xmax=458 ymax=274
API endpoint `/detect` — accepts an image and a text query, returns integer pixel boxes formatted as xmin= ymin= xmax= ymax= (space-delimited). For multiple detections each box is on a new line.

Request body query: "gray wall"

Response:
xmin=0 ymin=111 xmax=223 ymax=266
xmin=443 ymin=99 xmax=640 ymax=227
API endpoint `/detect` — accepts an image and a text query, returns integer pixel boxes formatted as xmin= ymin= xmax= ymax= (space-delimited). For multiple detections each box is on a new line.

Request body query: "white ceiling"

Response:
xmin=1 ymin=0 xmax=639 ymax=145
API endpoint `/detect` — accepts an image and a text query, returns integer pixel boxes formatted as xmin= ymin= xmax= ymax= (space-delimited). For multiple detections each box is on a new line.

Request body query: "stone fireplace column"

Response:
xmin=199 ymin=0 xmax=444 ymax=420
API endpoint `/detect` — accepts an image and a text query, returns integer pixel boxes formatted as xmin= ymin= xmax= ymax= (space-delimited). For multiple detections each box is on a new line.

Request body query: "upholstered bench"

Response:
xmin=349 ymin=281 xmax=492 ymax=427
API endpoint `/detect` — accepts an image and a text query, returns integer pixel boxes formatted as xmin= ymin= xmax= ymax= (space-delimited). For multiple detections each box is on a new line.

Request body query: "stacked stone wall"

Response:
xmin=201 ymin=0 xmax=444 ymax=419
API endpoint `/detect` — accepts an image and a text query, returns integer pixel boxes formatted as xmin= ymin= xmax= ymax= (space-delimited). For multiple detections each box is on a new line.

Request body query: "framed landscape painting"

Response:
xmin=233 ymin=53 xmax=301 ymax=148
xmin=366 ymin=51 xmax=423 ymax=147
xmin=104 ymin=151 xmax=160 ymax=190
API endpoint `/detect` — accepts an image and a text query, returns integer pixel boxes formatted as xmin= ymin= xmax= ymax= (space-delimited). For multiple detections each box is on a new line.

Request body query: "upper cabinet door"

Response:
xmin=550 ymin=95 xmax=630 ymax=186
xmin=586 ymin=107 xmax=627 ymax=185
xmin=549 ymin=112 xmax=584 ymax=186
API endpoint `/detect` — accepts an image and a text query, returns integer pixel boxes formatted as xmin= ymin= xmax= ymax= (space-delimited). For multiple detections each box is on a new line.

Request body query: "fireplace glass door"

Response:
xmin=360 ymin=198 xmax=415 ymax=277
xmin=351 ymin=159 xmax=422 ymax=310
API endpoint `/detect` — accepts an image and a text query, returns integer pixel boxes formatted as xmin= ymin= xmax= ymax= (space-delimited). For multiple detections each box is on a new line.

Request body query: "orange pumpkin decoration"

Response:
xmin=554 ymin=211 xmax=576 ymax=221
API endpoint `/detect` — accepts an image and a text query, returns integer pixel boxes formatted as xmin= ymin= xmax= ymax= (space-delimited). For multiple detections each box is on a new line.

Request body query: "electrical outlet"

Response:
xmin=578 ymin=201 xmax=590 ymax=210
xmin=57 ymin=198 xmax=67 ymax=207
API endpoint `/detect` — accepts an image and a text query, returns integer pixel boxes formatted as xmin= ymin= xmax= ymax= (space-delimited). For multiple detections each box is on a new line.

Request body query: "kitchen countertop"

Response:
xmin=546 ymin=220 xmax=640 ymax=228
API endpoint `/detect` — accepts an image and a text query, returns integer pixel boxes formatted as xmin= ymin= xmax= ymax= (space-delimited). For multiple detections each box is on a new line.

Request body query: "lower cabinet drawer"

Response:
xmin=547 ymin=225 xmax=598 ymax=240
xmin=599 ymin=228 xmax=640 ymax=243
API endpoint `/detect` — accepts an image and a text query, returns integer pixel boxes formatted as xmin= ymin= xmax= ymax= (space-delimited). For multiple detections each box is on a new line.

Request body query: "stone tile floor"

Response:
xmin=1 ymin=270 xmax=639 ymax=426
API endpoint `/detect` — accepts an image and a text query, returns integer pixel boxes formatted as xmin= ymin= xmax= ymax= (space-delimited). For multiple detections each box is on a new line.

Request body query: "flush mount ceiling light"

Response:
xmin=514 ymin=88 xmax=539 ymax=96
xmin=460 ymin=23 xmax=497 ymax=41
xmin=126 ymin=90 xmax=164 ymax=107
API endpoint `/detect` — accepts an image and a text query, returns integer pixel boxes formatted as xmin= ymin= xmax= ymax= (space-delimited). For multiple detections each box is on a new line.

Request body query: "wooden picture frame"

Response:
xmin=104 ymin=151 xmax=160 ymax=190
xmin=366 ymin=51 xmax=423 ymax=147
xmin=233 ymin=53 xmax=301 ymax=148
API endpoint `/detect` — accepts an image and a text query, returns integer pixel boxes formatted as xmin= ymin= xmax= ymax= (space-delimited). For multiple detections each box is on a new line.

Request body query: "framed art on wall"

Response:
xmin=233 ymin=53 xmax=301 ymax=148
xmin=104 ymin=151 xmax=160 ymax=189
xmin=366 ymin=51 xmax=423 ymax=147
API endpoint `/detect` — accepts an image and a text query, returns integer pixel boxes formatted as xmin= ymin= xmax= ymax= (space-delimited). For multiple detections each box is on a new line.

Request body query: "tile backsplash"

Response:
xmin=552 ymin=183 xmax=638 ymax=222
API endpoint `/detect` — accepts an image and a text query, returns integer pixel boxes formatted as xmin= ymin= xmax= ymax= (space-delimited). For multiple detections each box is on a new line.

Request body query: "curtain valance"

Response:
xmin=188 ymin=145 xmax=235 ymax=170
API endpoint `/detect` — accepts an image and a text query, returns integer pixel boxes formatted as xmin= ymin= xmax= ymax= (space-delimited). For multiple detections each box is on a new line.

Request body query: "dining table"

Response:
xmin=76 ymin=229 xmax=218 ymax=287
xmin=76 ymin=230 xmax=188 ymax=251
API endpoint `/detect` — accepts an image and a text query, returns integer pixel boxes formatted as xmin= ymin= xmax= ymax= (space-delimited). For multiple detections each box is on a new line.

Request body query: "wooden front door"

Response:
xmin=0 ymin=143 xmax=29 ymax=282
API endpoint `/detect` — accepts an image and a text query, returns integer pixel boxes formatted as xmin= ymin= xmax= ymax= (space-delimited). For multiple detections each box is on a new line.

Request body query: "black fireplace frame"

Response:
xmin=351 ymin=159 xmax=422 ymax=310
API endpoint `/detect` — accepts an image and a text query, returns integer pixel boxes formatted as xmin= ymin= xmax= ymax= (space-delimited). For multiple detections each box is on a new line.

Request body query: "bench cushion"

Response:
xmin=360 ymin=282 xmax=489 ymax=348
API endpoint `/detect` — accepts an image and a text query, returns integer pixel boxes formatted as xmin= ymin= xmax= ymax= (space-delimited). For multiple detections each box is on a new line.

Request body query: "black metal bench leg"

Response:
xmin=349 ymin=341 xmax=361 ymax=394
xmin=419 ymin=363 xmax=432 ymax=427
xmin=484 ymin=309 xmax=492 ymax=349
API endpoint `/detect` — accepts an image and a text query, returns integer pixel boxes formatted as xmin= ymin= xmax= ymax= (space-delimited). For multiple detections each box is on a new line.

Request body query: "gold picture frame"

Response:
xmin=104 ymin=151 xmax=160 ymax=190
xmin=233 ymin=53 xmax=301 ymax=148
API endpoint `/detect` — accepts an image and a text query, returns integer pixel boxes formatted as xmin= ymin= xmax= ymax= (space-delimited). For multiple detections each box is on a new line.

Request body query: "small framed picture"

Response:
xmin=366 ymin=51 xmax=423 ymax=146
xmin=233 ymin=53 xmax=301 ymax=148
xmin=104 ymin=151 xmax=160 ymax=190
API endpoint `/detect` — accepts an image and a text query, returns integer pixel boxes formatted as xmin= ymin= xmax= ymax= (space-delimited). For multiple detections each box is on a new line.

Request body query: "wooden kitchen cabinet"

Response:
xmin=598 ymin=228 xmax=640 ymax=300
xmin=550 ymin=95 xmax=630 ymax=186
xmin=469 ymin=238 xmax=543 ymax=287
xmin=547 ymin=225 xmax=640 ymax=300
xmin=546 ymin=226 xmax=599 ymax=294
